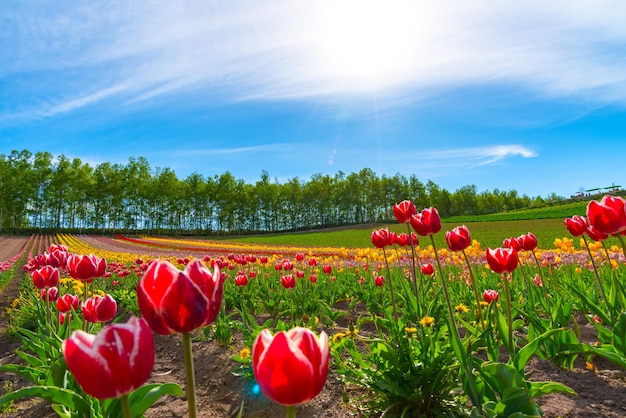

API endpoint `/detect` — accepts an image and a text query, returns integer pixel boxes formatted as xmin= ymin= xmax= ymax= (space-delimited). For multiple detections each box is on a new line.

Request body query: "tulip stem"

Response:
xmin=182 ymin=332 xmax=197 ymax=418
xmin=462 ymin=250 xmax=485 ymax=332
xmin=429 ymin=235 xmax=483 ymax=413
xmin=381 ymin=248 xmax=399 ymax=323
xmin=286 ymin=405 xmax=296 ymax=418
xmin=405 ymin=224 xmax=420 ymax=302
xmin=582 ymin=236 xmax=608 ymax=307
xmin=618 ymin=234 xmax=626 ymax=259
xmin=120 ymin=394 xmax=133 ymax=418
xmin=44 ymin=298 xmax=53 ymax=335
xmin=502 ymin=275 xmax=515 ymax=360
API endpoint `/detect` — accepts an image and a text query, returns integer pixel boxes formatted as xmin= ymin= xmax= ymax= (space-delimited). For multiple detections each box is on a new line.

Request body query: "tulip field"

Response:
xmin=1 ymin=195 xmax=626 ymax=417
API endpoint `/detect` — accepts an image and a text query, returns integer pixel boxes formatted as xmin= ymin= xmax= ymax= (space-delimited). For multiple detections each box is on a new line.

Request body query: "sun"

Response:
xmin=310 ymin=0 xmax=427 ymax=89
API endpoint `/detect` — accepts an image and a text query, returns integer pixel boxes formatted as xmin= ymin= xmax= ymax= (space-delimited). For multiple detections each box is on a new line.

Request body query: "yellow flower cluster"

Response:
xmin=554 ymin=237 xmax=575 ymax=253
xmin=455 ymin=303 xmax=470 ymax=313
xmin=419 ymin=316 xmax=435 ymax=326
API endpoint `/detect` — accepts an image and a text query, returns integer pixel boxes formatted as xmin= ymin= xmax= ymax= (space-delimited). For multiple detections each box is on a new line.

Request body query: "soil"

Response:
xmin=1 ymin=236 xmax=626 ymax=417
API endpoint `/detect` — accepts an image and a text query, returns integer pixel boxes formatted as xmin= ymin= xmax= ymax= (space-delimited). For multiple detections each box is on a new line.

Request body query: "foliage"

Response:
xmin=1 ymin=148 xmax=571 ymax=234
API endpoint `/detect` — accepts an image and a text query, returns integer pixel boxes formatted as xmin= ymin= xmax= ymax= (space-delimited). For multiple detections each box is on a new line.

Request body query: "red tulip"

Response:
xmin=587 ymin=195 xmax=626 ymax=235
xmin=295 ymin=253 xmax=305 ymax=261
xmin=281 ymin=274 xmax=296 ymax=289
xmin=410 ymin=207 xmax=441 ymax=236
xmin=235 ymin=271 xmax=248 ymax=287
xmin=586 ymin=224 xmax=608 ymax=241
xmin=82 ymin=294 xmax=117 ymax=323
xmin=49 ymin=244 xmax=69 ymax=254
xmin=445 ymin=225 xmax=471 ymax=252
xmin=564 ymin=215 xmax=587 ymax=237
xmin=32 ymin=265 xmax=60 ymax=289
xmin=322 ymin=264 xmax=332 ymax=275
xmin=371 ymin=228 xmax=395 ymax=248
xmin=420 ymin=263 xmax=434 ymax=276
xmin=483 ymin=289 xmax=499 ymax=304
xmin=252 ymin=327 xmax=329 ymax=406
xmin=486 ymin=247 xmax=518 ymax=274
xmin=517 ymin=232 xmax=538 ymax=251
xmin=67 ymin=254 xmax=107 ymax=282
xmin=47 ymin=249 xmax=68 ymax=268
xmin=40 ymin=286 xmax=59 ymax=302
xmin=63 ymin=316 xmax=154 ymax=400
xmin=374 ymin=275 xmax=385 ymax=286
xmin=309 ymin=274 xmax=317 ymax=283
xmin=393 ymin=200 xmax=417 ymax=224
xmin=503 ymin=237 xmax=521 ymax=251
xmin=394 ymin=232 xmax=409 ymax=246
xmin=136 ymin=259 xmax=224 ymax=335
xmin=394 ymin=232 xmax=418 ymax=247
xmin=56 ymin=293 xmax=80 ymax=313
xmin=59 ymin=312 xmax=71 ymax=325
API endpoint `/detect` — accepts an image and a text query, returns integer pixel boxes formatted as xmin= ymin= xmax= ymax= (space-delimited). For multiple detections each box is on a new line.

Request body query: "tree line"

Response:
xmin=1 ymin=149 xmax=558 ymax=235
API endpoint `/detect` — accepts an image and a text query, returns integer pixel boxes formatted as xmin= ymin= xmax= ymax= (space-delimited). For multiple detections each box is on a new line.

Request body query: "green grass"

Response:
xmin=221 ymin=219 xmax=578 ymax=250
xmin=221 ymin=200 xmax=622 ymax=250
xmin=444 ymin=200 xmax=589 ymax=223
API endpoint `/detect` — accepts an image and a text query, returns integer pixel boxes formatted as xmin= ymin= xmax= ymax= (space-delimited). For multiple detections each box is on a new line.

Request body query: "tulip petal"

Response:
xmin=63 ymin=317 xmax=154 ymax=400
xmin=255 ymin=332 xmax=316 ymax=405
xmin=160 ymin=271 xmax=210 ymax=333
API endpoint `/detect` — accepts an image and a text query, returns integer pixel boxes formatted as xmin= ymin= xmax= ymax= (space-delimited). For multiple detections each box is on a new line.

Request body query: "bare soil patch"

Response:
xmin=0 ymin=236 xmax=29 ymax=265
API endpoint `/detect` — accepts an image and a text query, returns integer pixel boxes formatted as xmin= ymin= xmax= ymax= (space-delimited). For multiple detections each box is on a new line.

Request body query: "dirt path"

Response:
xmin=0 ymin=236 xmax=30 ymax=263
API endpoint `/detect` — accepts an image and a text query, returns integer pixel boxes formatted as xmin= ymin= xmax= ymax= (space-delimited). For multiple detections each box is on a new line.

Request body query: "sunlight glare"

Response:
xmin=312 ymin=0 xmax=425 ymax=89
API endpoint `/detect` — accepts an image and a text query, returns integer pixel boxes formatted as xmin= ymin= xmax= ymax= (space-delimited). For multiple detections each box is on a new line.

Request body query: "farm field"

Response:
xmin=1 ymin=201 xmax=626 ymax=417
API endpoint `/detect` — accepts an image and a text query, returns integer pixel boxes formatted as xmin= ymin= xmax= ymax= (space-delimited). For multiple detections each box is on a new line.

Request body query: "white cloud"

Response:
xmin=370 ymin=145 xmax=537 ymax=174
xmin=3 ymin=1 xmax=626 ymax=120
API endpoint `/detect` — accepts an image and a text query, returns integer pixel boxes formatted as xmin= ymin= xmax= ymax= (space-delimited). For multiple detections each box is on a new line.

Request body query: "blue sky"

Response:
xmin=2 ymin=1 xmax=626 ymax=199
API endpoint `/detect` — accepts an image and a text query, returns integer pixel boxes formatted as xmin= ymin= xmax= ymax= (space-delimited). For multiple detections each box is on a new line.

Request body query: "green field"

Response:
xmin=221 ymin=201 xmax=619 ymax=249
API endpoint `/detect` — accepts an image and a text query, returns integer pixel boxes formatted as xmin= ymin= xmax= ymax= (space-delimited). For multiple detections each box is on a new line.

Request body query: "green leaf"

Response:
xmin=0 ymin=363 xmax=45 ymax=384
xmin=104 ymin=383 xmax=184 ymax=417
xmin=15 ymin=347 xmax=45 ymax=368
xmin=0 ymin=386 xmax=91 ymax=416
xmin=493 ymin=304 xmax=513 ymax=355
xmin=529 ymin=381 xmax=576 ymax=398
xmin=499 ymin=386 xmax=541 ymax=416
xmin=612 ymin=312 xmax=626 ymax=356
xmin=566 ymin=285 xmax=611 ymax=325
xmin=514 ymin=328 xmax=568 ymax=372
xmin=585 ymin=344 xmax=626 ymax=369
xmin=480 ymin=362 xmax=525 ymax=392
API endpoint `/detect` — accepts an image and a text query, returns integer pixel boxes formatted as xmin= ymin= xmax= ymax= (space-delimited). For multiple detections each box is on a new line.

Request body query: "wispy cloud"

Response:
xmin=373 ymin=144 xmax=537 ymax=173
xmin=3 ymin=1 xmax=626 ymax=121
xmin=154 ymin=143 xmax=291 ymax=157
xmin=468 ymin=145 xmax=537 ymax=167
